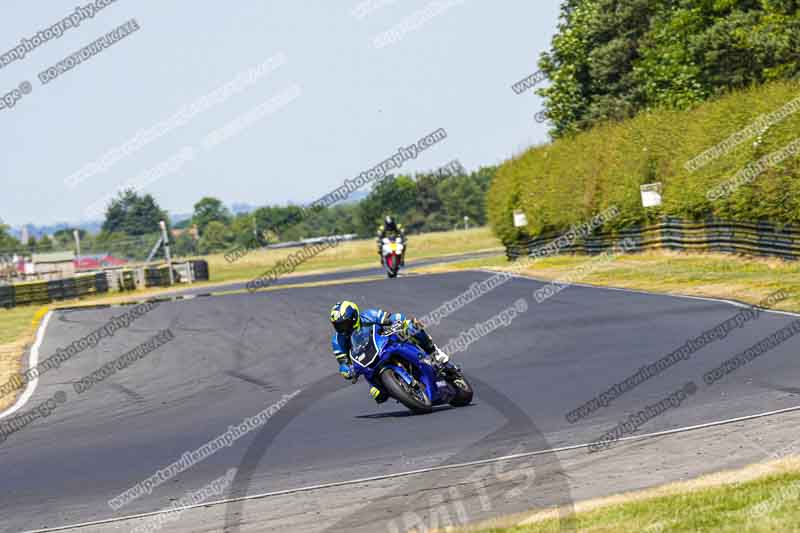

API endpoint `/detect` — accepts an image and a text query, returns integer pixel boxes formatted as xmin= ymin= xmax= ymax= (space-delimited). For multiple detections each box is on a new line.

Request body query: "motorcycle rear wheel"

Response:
xmin=381 ymin=368 xmax=432 ymax=414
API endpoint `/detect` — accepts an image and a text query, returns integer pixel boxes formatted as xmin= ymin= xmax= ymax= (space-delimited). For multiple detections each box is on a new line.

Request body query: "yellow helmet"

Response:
xmin=330 ymin=301 xmax=360 ymax=335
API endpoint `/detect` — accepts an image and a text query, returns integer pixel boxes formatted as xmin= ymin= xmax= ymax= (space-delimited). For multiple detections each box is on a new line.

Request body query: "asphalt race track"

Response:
xmin=2 ymin=268 xmax=800 ymax=532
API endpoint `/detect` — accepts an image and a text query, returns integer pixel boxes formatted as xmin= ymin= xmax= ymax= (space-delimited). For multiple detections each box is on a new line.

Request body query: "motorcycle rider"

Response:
xmin=376 ymin=216 xmax=407 ymax=266
xmin=330 ymin=300 xmax=450 ymax=404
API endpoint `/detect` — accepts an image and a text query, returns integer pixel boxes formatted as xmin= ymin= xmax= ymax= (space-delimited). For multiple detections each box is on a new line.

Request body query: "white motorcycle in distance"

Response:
xmin=381 ymin=237 xmax=404 ymax=278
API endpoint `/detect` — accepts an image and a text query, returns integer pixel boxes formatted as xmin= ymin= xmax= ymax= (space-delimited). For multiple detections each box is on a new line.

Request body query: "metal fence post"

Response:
xmin=160 ymin=221 xmax=175 ymax=285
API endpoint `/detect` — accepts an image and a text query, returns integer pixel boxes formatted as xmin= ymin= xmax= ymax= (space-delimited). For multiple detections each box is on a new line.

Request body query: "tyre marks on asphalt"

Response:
xmin=109 ymin=383 xmax=147 ymax=404
xmin=225 ymin=371 xmax=280 ymax=392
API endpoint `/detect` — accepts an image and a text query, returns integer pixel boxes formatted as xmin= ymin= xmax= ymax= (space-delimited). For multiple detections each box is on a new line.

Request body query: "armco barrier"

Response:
xmin=506 ymin=218 xmax=800 ymax=261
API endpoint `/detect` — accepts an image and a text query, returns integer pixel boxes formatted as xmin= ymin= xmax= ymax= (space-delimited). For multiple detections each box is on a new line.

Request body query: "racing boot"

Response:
xmin=370 ymin=386 xmax=389 ymax=404
xmin=417 ymin=330 xmax=446 ymax=361
xmin=404 ymin=319 xmax=452 ymax=369
xmin=432 ymin=346 xmax=450 ymax=366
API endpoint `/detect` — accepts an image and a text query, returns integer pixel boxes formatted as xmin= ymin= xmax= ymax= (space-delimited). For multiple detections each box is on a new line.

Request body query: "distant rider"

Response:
xmin=376 ymin=216 xmax=407 ymax=266
xmin=329 ymin=301 xmax=450 ymax=404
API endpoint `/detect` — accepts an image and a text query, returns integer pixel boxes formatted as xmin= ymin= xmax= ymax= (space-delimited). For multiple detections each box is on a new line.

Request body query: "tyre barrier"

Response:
xmin=190 ymin=259 xmax=209 ymax=281
xmin=0 ymin=272 xmax=110 ymax=310
xmin=144 ymin=261 xmax=208 ymax=286
xmin=144 ymin=265 xmax=174 ymax=288
xmin=506 ymin=218 xmax=800 ymax=261
xmin=1 ymin=261 xmax=211 ymax=309
xmin=118 ymin=269 xmax=136 ymax=291
xmin=0 ymin=285 xmax=14 ymax=309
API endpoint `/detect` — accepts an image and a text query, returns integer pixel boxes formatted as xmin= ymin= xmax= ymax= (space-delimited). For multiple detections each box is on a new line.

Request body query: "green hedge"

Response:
xmin=488 ymin=80 xmax=800 ymax=245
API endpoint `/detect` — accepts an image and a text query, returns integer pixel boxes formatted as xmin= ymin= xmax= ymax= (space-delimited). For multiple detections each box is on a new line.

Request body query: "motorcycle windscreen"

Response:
xmin=350 ymin=327 xmax=380 ymax=368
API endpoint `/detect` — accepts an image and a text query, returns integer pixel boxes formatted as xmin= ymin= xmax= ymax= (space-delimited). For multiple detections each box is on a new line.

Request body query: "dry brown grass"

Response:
xmin=203 ymin=227 xmax=503 ymax=284
xmin=0 ymin=306 xmax=49 ymax=411
xmin=417 ymin=248 xmax=800 ymax=314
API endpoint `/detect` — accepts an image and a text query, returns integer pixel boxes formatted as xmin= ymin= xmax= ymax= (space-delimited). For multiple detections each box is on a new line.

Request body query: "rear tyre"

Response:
xmin=381 ymin=368 xmax=432 ymax=414
xmin=448 ymin=374 xmax=474 ymax=407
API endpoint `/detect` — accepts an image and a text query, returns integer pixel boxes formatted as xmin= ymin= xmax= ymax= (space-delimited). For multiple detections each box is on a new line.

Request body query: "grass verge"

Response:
xmin=415 ymin=249 xmax=800 ymax=533
xmin=460 ymin=456 xmax=800 ymax=532
xmin=0 ymin=306 xmax=48 ymax=411
xmin=416 ymin=249 xmax=800 ymax=313
xmin=201 ymin=227 xmax=502 ymax=284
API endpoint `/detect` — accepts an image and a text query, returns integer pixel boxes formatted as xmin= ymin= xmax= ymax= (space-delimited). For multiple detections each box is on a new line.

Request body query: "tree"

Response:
xmin=192 ymin=197 xmax=232 ymax=236
xmin=102 ymin=189 xmax=169 ymax=236
xmin=198 ymin=220 xmax=233 ymax=254
xmin=358 ymin=176 xmax=417 ymax=236
xmin=172 ymin=232 xmax=198 ymax=257
xmin=0 ymin=219 xmax=19 ymax=253
xmin=538 ymin=0 xmax=800 ymax=137
xmin=252 ymin=204 xmax=305 ymax=241
xmin=414 ymin=174 xmax=445 ymax=215
xmin=472 ymin=165 xmax=497 ymax=192
xmin=230 ymin=214 xmax=265 ymax=250
xmin=173 ymin=218 xmax=193 ymax=230
xmin=53 ymin=228 xmax=87 ymax=249
xmin=37 ymin=235 xmax=54 ymax=252
xmin=92 ymin=231 xmax=157 ymax=261
xmin=53 ymin=228 xmax=87 ymax=240
xmin=437 ymin=175 xmax=485 ymax=226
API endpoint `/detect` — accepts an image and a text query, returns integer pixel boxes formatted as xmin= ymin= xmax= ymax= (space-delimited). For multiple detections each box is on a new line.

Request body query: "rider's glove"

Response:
xmin=339 ymin=362 xmax=354 ymax=380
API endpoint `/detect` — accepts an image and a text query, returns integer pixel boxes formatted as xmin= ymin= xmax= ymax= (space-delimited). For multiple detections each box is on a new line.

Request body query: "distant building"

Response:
xmin=171 ymin=225 xmax=199 ymax=240
xmin=75 ymin=254 xmax=128 ymax=270
xmin=32 ymin=251 xmax=75 ymax=279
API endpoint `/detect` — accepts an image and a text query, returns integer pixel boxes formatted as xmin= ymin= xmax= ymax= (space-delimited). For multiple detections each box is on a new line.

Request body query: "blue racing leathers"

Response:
xmin=331 ymin=309 xmax=435 ymax=374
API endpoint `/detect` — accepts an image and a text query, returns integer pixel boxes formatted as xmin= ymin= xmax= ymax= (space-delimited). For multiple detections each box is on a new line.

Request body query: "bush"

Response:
xmin=488 ymin=80 xmax=800 ymax=245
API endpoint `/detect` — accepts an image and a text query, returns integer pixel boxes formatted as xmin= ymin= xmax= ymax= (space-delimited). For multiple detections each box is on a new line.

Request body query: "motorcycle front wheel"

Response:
xmin=380 ymin=368 xmax=432 ymax=414
xmin=448 ymin=373 xmax=474 ymax=407
xmin=385 ymin=254 xmax=399 ymax=278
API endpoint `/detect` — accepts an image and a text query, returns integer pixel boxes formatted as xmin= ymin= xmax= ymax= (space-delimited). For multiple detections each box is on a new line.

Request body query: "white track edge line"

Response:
xmin=22 ymin=401 xmax=800 ymax=533
xmin=0 ymin=311 xmax=51 ymax=421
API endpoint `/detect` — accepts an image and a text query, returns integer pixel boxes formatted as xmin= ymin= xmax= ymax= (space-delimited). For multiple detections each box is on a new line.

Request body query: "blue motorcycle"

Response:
xmin=349 ymin=323 xmax=473 ymax=414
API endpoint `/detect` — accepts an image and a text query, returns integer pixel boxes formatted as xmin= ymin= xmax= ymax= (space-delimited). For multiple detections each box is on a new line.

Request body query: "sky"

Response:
xmin=0 ymin=0 xmax=562 ymax=227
